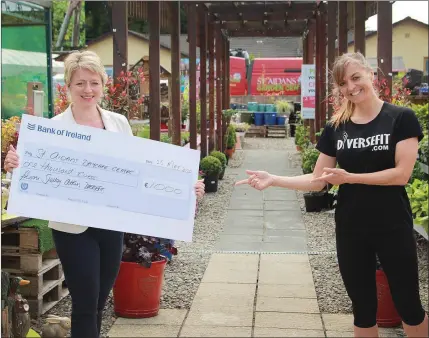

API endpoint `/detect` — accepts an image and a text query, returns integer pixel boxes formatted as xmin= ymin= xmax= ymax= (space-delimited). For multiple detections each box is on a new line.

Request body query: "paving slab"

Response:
xmin=221 ymin=227 xmax=264 ymax=236
xmin=223 ymin=215 xmax=263 ymax=229
xmin=185 ymin=307 xmax=254 ymax=327
xmin=228 ymin=200 xmax=264 ymax=210
xmin=201 ymin=254 xmax=259 ymax=283
xmin=256 ymin=296 xmax=320 ymax=313
xmin=192 ymin=283 xmax=256 ymax=308
xmin=255 ymin=312 xmax=324 ymax=330
xmin=257 ymin=284 xmax=317 ymax=299
xmin=264 ymin=200 xmax=301 ymax=211
xmin=325 ymin=328 xmax=403 ymax=337
xmin=264 ymin=229 xmax=307 ymax=238
xmin=322 ymin=313 xmax=354 ymax=331
xmin=263 ymin=189 xmax=298 ymax=201
xmin=260 ymin=254 xmax=309 ymax=264
xmin=261 ymin=238 xmax=307 ymax=252
xmin=107 ymin=324 xmax=180 ymax=337
xmin=180 ymin=325 xmax=252 ymax=337
xmin=218 ymin=234 xmax=263 ymax=242
xmin=264 ymin=211 xmax=305 ymax=230
xmin=114 ymin=309 xmax=187 ymax=325
xmin=214 ymin=241 xmax=262 ymax=252
xmin=254 ymin=327 xmax=325 ymax=337
xmin=259 ymin=262 xmax=314 ymax=285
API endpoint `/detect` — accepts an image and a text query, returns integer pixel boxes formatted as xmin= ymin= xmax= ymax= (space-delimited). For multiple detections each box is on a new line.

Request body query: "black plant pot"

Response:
xmin=204 ymin=174 xmax=219 ymax=193
xmin=303 ymin=191 xmax=334 ymax=212
xmin=219 ymin=167 xmax=226 ymax=180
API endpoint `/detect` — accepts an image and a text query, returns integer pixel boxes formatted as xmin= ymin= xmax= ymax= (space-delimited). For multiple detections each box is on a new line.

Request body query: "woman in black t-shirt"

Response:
xmin=236 ymin=52 xmax=428 ymax=337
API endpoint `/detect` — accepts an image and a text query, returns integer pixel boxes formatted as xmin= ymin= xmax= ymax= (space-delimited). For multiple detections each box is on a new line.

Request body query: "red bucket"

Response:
xmin=376 ymin=270 xmax=402 ymax=327
xmin=113 ymin=259 xmax=167 ymax=318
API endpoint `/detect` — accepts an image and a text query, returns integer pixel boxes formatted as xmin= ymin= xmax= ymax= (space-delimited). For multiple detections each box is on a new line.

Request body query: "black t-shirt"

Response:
xmin=316 ymin=102 xmax=424 ymax=233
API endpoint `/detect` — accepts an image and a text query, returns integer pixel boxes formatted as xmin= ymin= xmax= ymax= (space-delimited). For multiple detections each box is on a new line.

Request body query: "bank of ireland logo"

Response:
xmin=27 ymin=123 xmax=36 ymax=131
xmin=20 ymin=183 xmax=28 ymax=191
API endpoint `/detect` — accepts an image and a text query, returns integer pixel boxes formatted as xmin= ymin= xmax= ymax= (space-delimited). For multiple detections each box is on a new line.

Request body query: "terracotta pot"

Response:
xmin=225 ymin=148 xmax=234 ymax=159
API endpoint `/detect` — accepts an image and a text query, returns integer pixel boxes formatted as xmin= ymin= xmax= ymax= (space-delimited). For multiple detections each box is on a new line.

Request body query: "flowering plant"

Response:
xmin=122 ymin=233 xmax=176 ymax=268
xmin=1 ymin=116 xmax=20 ymax=156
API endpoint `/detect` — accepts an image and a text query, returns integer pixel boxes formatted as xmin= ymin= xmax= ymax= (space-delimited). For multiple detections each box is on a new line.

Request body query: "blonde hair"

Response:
xmin=64 ymin=50 xmax=108 ymax=87
xmin=329 ymin=52 xmax=374 ymax=128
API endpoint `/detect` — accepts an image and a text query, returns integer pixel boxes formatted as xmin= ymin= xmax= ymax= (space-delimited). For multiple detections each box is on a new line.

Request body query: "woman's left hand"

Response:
xmin=194 ymin=179 xmax=205 ymax=198
xmin=311 ymin=167 xmax=353 ymax=186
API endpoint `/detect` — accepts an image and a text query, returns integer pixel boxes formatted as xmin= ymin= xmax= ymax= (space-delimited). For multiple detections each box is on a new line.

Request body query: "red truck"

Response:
xmin=230 ymin=57 xmax=303 ymax=96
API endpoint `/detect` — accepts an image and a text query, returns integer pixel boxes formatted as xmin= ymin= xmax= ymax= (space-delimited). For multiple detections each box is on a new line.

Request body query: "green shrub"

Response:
xmin=200 ymin=156 xmax=222 ymax=176
xmin=419 ymin=134 xmax=428 ymax=165
xmin=406 ymin=179 xmax=428 ymax=233
xmin=226 ymin=124 xmax=236 ymax=149
xmin=302 ymin=148 xmax=320 ymax=174
xmin=210 ymin=151 xmax=227 ymax=168
xmin=295 ymin=124 xmax=311 ymax=149
xmin=412 ymin=103 xmax=428 ymax=131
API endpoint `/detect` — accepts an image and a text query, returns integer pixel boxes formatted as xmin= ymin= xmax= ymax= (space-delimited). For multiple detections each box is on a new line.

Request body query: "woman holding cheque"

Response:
xmin=236 ymin=53 xmax=428 ymax=337
xmin=4 ymin=50 xmax=205 ymax=338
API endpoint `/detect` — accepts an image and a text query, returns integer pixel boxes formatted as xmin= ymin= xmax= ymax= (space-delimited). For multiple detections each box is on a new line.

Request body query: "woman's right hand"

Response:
xmin=235 ymin=170 xmax=274 ymax=190
xmin=4 ymin=145 xmax=20 ymax=173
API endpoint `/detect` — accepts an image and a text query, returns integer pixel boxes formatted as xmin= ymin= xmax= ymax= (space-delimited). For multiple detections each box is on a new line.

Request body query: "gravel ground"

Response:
xmin=30 ymin=151 xmax=243 ymax=337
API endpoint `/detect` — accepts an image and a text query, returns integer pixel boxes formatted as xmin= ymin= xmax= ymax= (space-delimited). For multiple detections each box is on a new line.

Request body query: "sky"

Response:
xmin=365 ymin=1 xmax=428 ymax=31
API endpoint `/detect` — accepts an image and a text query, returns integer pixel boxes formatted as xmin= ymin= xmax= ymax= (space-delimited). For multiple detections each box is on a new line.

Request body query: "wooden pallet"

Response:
xmin=1 ymin=248 xmax=58 ymax=274
xmin=1 ymin=227 xmax=40 ymax=253
xmin=245 ymin=126 xmax=266 ymax=138
xmin=27 ymin=279 xmax=69 ymax=318
xmin=266 ymin=125 xmax=286 ymax=138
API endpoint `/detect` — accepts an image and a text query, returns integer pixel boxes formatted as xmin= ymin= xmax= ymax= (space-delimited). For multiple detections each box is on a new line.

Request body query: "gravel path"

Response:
xmin=30 ymin=151 xmax=243 ymax=337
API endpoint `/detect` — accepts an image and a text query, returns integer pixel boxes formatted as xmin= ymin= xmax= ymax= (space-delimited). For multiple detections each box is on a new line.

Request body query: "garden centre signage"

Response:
xmin=301 ymin=64 xmax=316 ymax=119
xmin=7 ymin=115 xmax=200 ymax=242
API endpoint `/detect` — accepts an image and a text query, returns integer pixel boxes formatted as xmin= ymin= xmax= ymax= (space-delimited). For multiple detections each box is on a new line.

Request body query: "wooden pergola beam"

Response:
xmin=354 ymin=1 xmax=366 ymax=55
xmin=208 ymin=2 xmax=316 ymax=16
xmin=199 ymin=7 xmax=208 ymax=158
xmin=112 ymin=1 xmax=128 ymax=84
xmin=208 ymin=21 xmax=215 ymax=153
xmin=228 ymin=29 xmax=303 ymax=38
xmin=148 ymin=1 xmax=160 ymax=141
xmin=169 ymin=2 xmax=181 ymax=146
xmin=188 ymin=3 xmax=197 ymax=150
xmin=377 ymin=1 xmax=393 ymax=93
xmin=327 ymin=1 xmax=337 ymax=120
xmin=338 ymin=2 xmax=348 ymax=55
xmin=215 ymin=24 xmax=223 ymax=152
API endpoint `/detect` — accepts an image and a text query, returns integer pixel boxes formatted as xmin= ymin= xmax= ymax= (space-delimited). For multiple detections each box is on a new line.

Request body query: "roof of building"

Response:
xmin=348 ymin=16 xmax=428 ymax=45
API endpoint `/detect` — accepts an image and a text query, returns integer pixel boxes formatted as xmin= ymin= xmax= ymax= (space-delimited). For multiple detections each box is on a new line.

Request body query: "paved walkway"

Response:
xmin=107 ymin=142 xmax=400 ymax=337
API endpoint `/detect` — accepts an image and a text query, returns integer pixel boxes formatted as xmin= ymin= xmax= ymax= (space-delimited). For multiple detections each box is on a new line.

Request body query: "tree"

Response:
xmin=52 ymin=1 xmax=85 ymax=49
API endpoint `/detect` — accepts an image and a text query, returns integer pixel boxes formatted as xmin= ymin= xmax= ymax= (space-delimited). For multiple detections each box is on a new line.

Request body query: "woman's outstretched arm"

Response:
xmin=236 ymin=152 xmax=337 ymax=192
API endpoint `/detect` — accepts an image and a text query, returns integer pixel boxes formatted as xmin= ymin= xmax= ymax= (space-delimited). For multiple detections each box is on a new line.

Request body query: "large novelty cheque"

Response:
xmin=7 ymin=115 xmax=200 ymax=242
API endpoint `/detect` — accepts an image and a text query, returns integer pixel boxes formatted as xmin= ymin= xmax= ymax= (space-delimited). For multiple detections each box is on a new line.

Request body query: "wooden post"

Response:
xmin=354 ymin=1 xmax=366 ymax=55
xmin=327 ymin=1 xmax=337 ymax=120
xmin=226 ymin=39 xmax=230 ymax=109
xmin=221 ymin=36 xmax=228 ymax=150
xmin=338 ymin=2 xmax=348 ymax=56
xmin=215 ymin=25 xmax=223 ymax=151
xmin=320 ymin=6 xmax=327 ymax=129
xmin=307 ymin=21 xmax=316 ymax=142
xmin=377 ymin=1 xmax=393 ymax=94
xmin=148 ymin=1 xmax=160 ymax=141
xmin=112 ymin=1 xmax=128 ymax=84
xmin=199 ymin=8 xmax=208 ymax=158
xmin=315 ymin=11 xmax=322 ymax=134
xmin=208 ymin=21 xmax=215 ymax=153
xmin=170 ymin=2 xmax=181 ymax=146
xmin=188 ymin=3 xmax=197 ymax=150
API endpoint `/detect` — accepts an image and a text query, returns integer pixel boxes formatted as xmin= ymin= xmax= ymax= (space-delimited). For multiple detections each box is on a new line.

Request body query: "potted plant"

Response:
xmin=200 ymin=155 xmax=222 ymax=193
xmin=301 ymin=147 xmax=334 ymax=212
xmin=210 ymin=151 xmax=227 ymax=180
xmin=225 ymin=124 xmax=237 ymax=159
xmin=406 ymin=178 xmax=428 ymax=236
xmin=113 ymin=234 xmax=175 ymax=318
xmin=294 ymin=124 xmax=310 ymax=152
xmin=375 ymin=255 xmax=402 ymax=327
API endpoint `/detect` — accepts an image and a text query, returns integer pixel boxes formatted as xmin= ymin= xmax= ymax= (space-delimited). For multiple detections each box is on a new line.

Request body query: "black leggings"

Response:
xmin=336 ymin=225 xmax=426 ymax=328
xmin=52 ymin=227 xmax=124 ymax=338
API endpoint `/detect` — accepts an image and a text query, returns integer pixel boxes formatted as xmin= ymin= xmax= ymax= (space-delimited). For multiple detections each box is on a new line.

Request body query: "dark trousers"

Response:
xmin=336 ymin=226 xmax=426 ymax=328
xmin=52 ymin=227 xmax=124 ymax=338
